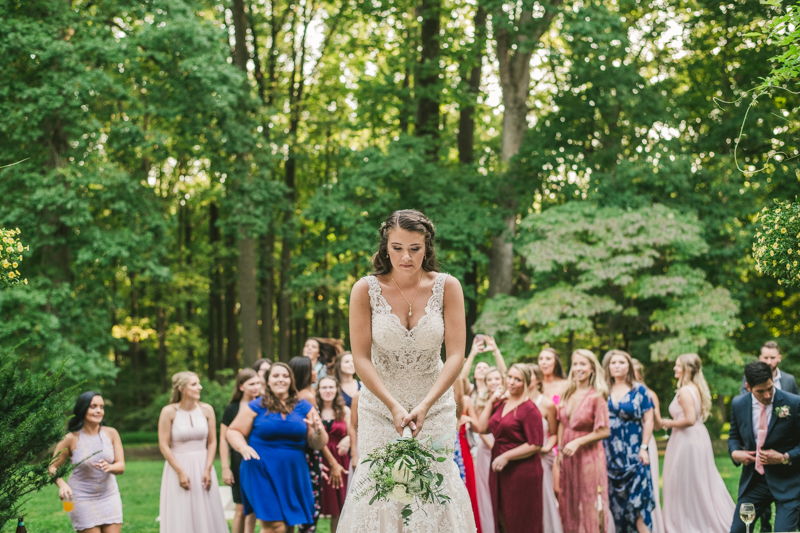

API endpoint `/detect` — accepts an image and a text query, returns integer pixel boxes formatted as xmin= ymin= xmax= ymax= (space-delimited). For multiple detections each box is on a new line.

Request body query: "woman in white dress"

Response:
xmin=337 ymin=209 xmax=476 ymax=533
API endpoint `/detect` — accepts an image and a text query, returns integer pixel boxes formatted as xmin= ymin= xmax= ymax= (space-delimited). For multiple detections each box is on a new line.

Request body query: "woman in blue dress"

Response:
xmin=602 ymin=350 xmax=656 ymax=533
xmin=227 ymin=362 xmax=328 ymax=532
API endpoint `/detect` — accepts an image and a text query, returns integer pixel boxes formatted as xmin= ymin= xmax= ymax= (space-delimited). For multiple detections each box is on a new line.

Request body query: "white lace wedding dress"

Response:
xmin=337 ymin=273 xmax=476 ymax=533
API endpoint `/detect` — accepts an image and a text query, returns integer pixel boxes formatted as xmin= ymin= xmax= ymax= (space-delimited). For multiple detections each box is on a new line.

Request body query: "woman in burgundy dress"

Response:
xmin=316 ymin=376 xmax=353 ymax=533
xmin=557 ymin=349 xmax=613 ymax=533
xmin=477 ymin=364 xmax=544 ymax=533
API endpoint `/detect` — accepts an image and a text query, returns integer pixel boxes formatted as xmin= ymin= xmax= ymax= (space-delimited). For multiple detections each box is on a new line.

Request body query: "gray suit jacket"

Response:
xmin=739 ymin=370 xmax=800 ymax=396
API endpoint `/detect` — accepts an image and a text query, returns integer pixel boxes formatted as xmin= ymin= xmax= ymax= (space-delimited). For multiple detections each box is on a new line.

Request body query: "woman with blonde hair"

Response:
xmin=526 ymin=365 xmax=562 ymax=533
xmin=473 ymin=366 xmax=505 ymax=533
xmin=158 ymin=371 xmax=229 ymax=533
xmin=603 ymin=350 xmax=655 ymax=533
xmin=661 ymin=353 xmax=734 ymax=533
xmin=557 ymin=349 xmax=613 ymax=533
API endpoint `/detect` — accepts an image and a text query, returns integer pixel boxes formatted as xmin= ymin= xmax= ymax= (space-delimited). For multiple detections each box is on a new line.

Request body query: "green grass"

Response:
xmin=4 ymin=459 xmax=331 ymax=533
xmin=2 ymin=451 xmax=750 ymax=533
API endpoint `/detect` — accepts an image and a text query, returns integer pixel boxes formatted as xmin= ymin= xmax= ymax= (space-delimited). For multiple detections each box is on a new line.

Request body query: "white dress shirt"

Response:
xmin=774 ymin=368 xmax=782 ymax=390
xmin=751 ymin=393 xmax=774 ymax=442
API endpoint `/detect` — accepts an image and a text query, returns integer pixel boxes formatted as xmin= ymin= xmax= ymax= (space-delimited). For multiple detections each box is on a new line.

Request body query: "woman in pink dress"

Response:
xmin=661 ymin=353 xmax=734 ymax=533
xmin=317 ymin=376 xmax=353 ymax=533
xmin=557 ymin=349 xmax=614 ymax=533
xmin=158 ymin=371 xmax=229 ymax=533
xmin=473 ymin=366 xmax=505 ymax=533
xmin=527 ymin=364 xmax=563 ymax=533
xmin=539 ymin=347 xmax=568 ymax=499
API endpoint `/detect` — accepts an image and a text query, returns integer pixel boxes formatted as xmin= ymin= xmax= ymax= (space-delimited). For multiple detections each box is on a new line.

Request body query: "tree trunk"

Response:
xmin=457 ymin=8 xmax=485 ymax=164
xmin=208 ymin=202 xmax=221 ymax=379
xmin=260 ymin=231 xmax=275 ymax=360
xmin=278 ymin=221 xmax=292 ymax=362
xmin=415 ymin=0 xmax=442 ymax=140
xmin=225 ymin=233 xmax=240 ymax=369
xmin=232 ymin=0 xmax=260 ymax=368
xmin=157 ymin=304 xmax=168 ymax=393
xmin=489 ymin=3 xmax=562 ymax=296
xmin=464 ymin=262 xmax=479 ymax=347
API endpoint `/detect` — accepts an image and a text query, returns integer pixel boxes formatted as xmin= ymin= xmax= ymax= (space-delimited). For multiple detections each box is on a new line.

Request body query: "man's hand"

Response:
xmin=731 ymin=450 xmax=756 ymax=465
xmin=758 ymin=449 xmax=785 ymax=465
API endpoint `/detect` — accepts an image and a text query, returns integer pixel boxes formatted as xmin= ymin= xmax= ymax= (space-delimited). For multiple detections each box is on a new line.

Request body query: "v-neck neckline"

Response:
xmin=567 ymin=388 xmax=593 ymax=425
xmin=374 ymin=274 xmax=440 ymax=333
xmin=500 ymin=398 xmax=527 ymax=418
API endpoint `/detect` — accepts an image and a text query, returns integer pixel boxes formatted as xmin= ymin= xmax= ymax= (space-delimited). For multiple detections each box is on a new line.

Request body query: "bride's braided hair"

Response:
xmin=371 ymin=210 xmax=440 ymax=275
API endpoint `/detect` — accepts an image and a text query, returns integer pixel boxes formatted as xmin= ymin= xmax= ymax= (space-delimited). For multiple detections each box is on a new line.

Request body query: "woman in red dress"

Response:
xmin=557 ymin=349 xmax=613 ymax=533
xmin=477 ymin=363 xmax=544 ymax=533
xmin=316 ymin=376 xmax=353 ymax=533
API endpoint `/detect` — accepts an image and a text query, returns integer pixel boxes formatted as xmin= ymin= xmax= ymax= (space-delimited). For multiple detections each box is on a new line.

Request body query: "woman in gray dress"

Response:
xmin=51 ymin=391 xmax=125 ymax=533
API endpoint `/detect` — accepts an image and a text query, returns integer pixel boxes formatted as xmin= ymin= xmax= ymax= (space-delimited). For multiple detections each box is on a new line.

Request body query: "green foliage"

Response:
xmin=0 ymin=354 xmax=77 ymax=530
xmin=755 ymin=0 xmax=800 ymax=92
xmin=476 ymin=203 xmax=743 ymax=375
xmin=753 ymin=201 xmax=800 ymax=286
xmin=0 ymin=229 xmax=27 ymax=289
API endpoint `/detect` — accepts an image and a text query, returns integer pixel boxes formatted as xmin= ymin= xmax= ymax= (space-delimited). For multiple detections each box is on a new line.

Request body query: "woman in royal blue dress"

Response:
xmin=227 ymin=362 xmax=328 ymax=532
xmin=602 ymin=350 xmax=656 ymax=533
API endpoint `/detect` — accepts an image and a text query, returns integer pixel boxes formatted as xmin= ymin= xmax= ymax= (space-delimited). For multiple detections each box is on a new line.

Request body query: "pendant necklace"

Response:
xmin=391 ymin=272 xmax=423 ymax=317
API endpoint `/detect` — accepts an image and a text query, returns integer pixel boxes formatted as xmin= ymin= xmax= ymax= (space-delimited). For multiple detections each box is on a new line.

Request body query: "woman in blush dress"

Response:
xmin=539 ymin=348 xmax=567 ymax=405
xmin=158 ymin=372 xmax=228 ymax=533
xmin=316 ymin=376 xmax=353 ymax=533
xmin=527 ymin=364 xmax=563 ymax=533
xmin=478 ymin=364 xmax=544 ymax=533
xmin=227 ymin=362 xmax=328 ymax=532
xmin=221 ymin=369 xmax=263 ymax=533
xmin=632 ymin=359 xmax=665 ymax=533
xmin=603 ymin=350 xmax=655 ymax=533
xmin=51 ymin=392 xmax=125 ymax=533
xmin=473 ymin=367 xmax=506 ymax=533
xmin=661 ymin=353 xmax=734 ymax=533
xmin=558 ymin=349 xmax=614 ymax=533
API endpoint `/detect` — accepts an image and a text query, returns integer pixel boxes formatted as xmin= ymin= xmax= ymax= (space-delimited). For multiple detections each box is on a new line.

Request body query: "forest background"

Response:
xmin=1 ymin=0 xmax=799 ymax=435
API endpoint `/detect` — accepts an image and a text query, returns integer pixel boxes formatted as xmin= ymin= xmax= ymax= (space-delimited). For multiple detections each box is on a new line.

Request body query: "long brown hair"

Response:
xmin=602 ymin=349 xmax=637 ymax=388
xmin=371 ymin=210 xmax=440 ymax=275
xmin=539 ymin=347 xmax=566 ymax=380
xmin=230 ymin=368 xmax=258 ymax=403
xmin=316 ymin=376 xmax=346 ymax=422
xmin=333 ymin=352 xmax=355 ymax=383
xmin=261 ymin=362 xmax=299 ymax=416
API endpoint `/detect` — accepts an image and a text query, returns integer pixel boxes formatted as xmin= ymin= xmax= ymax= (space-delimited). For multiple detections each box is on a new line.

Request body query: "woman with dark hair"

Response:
xmin=221 ymin=369 xmax=262 ymax=533
xmin=252 ymin=358 xmax=272 ymax=380
xmin=333 ymin=352 xmax=361 ymax=408
xmin=538 ymin=347 xmax=567 ymax=403
xmin=227 ymin=362 xmax=328 ymax=533
xmin=303 ymin=337 xmax=341 ymax=385
xmin=289 ymin=356 xmax=323 ymax=533
xmin=51 ymin=392 xmax=125 ymax=533
xmin=316 ymin=376 xmax=353 ymax=533
xmin=337 ymin=209 xmax=476 ymax=532
xmin=158 ymin=371 xmax=228 ymax=533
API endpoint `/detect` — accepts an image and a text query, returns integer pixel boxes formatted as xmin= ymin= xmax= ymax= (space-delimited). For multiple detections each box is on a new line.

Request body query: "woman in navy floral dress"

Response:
xmin=603 ymin=350 xmax=656 ymax=533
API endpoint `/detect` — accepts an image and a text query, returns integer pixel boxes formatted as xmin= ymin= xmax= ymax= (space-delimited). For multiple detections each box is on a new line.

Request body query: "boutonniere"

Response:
xmin=774 ymin=405 xmax=791 ymax=418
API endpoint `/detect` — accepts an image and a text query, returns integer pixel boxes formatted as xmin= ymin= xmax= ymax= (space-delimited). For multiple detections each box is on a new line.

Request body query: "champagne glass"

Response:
xmin=740 ymin=503 xmax=755 ymax=533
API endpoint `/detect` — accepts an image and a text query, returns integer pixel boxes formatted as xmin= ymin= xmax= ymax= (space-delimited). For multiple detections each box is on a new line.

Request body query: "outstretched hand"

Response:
xmin=402 ymin=404 xmax=429 ymax=437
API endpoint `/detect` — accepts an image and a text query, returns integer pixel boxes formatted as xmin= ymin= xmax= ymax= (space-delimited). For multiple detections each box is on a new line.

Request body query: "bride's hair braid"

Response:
xmin=371 ymin=210 xmax=440 ymax=275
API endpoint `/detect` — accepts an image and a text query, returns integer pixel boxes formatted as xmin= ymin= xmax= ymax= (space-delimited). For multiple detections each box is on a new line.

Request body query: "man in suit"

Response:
xmin=739 ymin=341 xmax=799 ymax=396
xmin=729 ymin=361 xmax=800 ymax=533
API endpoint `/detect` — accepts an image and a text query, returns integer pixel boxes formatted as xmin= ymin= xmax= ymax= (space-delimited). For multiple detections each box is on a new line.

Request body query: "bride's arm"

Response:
xmin=402 ymin=276 xmax=467 ymax=436
xmin=350 ymin=278 xmax=410 ymax=435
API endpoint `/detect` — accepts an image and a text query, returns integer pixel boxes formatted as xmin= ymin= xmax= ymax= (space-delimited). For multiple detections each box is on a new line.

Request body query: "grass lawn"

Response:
xmin=4 ymin=451 xmax=748 ymax=533
xmin=4 ymin=459 xmax=331 ymax=533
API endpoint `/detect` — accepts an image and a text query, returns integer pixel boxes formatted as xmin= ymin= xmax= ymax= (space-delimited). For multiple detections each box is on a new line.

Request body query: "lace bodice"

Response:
xmin=337 ymin=272 xmax=476 ymax=533
xmin=362 ymin=273 xmax=454 ymax=412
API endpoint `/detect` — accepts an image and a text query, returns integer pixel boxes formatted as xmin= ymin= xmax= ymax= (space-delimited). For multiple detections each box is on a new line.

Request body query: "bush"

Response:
xmin=0 ymin=354 xmax=77 ymax=529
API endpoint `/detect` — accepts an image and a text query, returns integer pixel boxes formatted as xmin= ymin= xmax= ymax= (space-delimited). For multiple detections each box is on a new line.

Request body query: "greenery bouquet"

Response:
xmin=353 ymin=427 xmax=454 ymax=526
xmin=753 ymin=201 xmax=800 ymax=286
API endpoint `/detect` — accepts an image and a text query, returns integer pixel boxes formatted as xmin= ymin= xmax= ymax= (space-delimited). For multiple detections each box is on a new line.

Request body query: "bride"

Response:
xmin=336 ymin=210 xmax=477 ymax=532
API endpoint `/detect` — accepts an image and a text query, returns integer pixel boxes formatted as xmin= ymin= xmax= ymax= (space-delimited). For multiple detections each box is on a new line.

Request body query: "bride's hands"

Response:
xmin=402 ymin=404 xmax=429 ymax=437
xmin=391 ymin=404 xmax=413 ymax=436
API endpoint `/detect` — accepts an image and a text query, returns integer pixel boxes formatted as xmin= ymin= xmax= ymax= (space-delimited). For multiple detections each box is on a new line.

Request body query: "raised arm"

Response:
xmin=460 ymin=336 xmax=484 ymax=381
xmin=402 ymin=276 xmax=467 ymax=436
xmin=350 ymin=279 xmax=409 ymax=436
xmin=484 ymin=336 xmax=508 ymax=375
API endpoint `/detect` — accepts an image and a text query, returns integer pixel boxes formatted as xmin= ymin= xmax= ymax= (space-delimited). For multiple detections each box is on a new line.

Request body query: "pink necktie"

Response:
xmin=755 ymin=403 xmax=768 ymax=475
